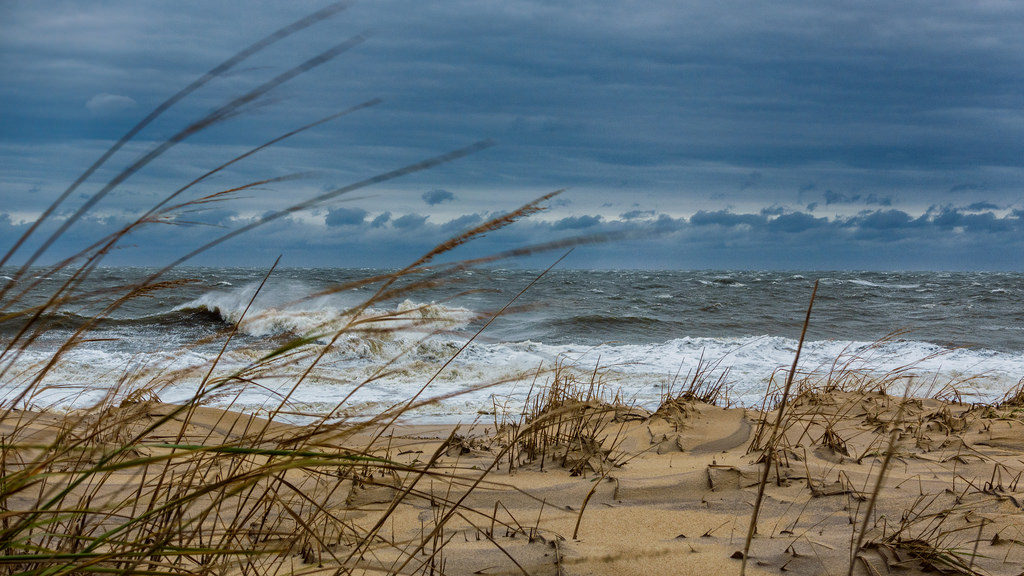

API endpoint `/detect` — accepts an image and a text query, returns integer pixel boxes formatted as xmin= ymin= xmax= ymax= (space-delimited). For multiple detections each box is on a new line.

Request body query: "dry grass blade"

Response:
xmin=741 ymin=279 xmax=818 ymax=575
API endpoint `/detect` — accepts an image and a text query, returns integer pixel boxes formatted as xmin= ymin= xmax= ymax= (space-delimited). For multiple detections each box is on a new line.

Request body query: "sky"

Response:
xmin=1 ymin=1 xmax=1023 ymax=270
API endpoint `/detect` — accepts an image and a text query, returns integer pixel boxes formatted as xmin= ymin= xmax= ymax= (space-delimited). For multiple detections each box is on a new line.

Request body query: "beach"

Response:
xmin=4 ymin=374 xmax=1024 ymax=575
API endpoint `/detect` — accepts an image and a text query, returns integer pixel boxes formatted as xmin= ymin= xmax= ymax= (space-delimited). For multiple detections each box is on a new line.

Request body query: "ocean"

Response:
xmin=2 ymin=267 xmax=1023 ymax=421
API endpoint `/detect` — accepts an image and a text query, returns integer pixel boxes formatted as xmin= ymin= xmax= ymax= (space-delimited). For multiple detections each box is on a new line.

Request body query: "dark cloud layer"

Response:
xmin=1 ymin=1 xmax=1023 ymax=269
xmin=824 ymin=191 xmax=893 ymax=206
xmin=421 ymin=189 xmax=454 ymax=205
xmin=3 ymin=205 xmax=1020 ymax=269
xmin=325 ymin=207 xmax=367 ymax=227
xmin=392 ymin=213 xmax=427 ymax=230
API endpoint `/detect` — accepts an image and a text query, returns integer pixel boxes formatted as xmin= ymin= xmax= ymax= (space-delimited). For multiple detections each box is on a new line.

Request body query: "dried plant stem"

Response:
xmin=847 ymin=383 xmax=912 ymax=576
xmin=572 ymin=475 xmax=605 ymax=540
xmin=741 ymin=279 xmax=818 ymax=575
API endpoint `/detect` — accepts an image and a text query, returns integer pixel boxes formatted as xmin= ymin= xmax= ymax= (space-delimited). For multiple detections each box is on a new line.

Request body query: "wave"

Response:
xmin=493 ymin=335 xmax=1024 ymax=406
xmin=0 ymin=281 xmax=477 ymax=340
xmin=698 ymin=278 xmax=746 ymax=287
xmin=848 ymin=279 xmax=920 ymax=289
xmin=4 ymin=268 xmax=1023 ymax=419
xmin=8 ymin=331 xmax=1023 ymax=418
xmin=0 ymin=308 xmax=225 ymax=335
xmin=538 ymin=314 xmax=683 ymax=339
xmin=175 ymin=282 xmax=476 ymax=337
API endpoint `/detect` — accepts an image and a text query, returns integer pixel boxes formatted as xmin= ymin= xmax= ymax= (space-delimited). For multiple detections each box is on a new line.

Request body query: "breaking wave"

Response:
xmin=6 ymin=331 xmax=1023 ymax=419
xmin=176 ymin=283 xmax=476 ymax=337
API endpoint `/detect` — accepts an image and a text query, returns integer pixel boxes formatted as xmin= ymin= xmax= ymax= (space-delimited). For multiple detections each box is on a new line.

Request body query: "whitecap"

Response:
xmin=848 ymin=279 xmax=919 ymax=289
xmin=174 ymin=282 xmax=476 ymax=337
xmin=6 ymin=333 xmax=1023 ymax=420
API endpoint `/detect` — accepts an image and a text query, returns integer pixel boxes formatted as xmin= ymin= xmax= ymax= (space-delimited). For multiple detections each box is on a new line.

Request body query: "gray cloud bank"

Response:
xmin=2 ymin=202 xmax=1021 ymax=270
xmin=2 ymin=1 xmax=1023 ymax=269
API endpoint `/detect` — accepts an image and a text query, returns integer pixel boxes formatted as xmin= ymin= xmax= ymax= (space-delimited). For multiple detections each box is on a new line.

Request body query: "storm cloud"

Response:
xmin=324 ymin=207 xmax=367 ymax=227
xmin=2 ymin=1 xmax=1023 ymax=269
xmin=421 ymin=189 xmax=454 ymax=205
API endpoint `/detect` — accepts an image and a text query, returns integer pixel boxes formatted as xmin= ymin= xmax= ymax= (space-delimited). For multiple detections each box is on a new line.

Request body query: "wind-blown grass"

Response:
xmin=0 ymin=8 xmax=608 ymax=575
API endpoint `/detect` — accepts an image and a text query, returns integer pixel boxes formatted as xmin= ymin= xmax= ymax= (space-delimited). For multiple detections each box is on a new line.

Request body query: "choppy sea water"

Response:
xmin=2 ymin=268 xmax=1023 ymax=421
